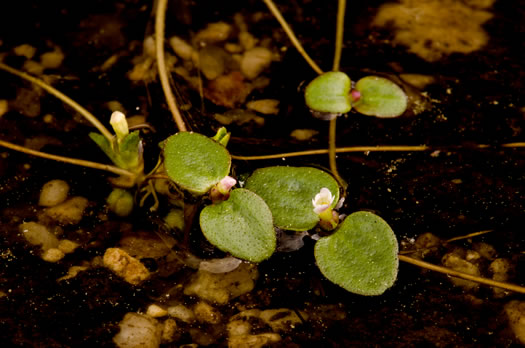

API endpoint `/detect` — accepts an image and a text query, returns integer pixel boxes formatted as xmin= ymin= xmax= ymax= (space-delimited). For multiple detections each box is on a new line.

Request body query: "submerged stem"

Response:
xmin=0 ymin=139 xmax=134 ymax=177
xmin=232 ymin=142 xmax=525 ymax=160
xmin=155 ymin=0 xmax=188 ymax=132
xmin=0 ymin=62 xmax=113 ymax=142
xmin=399 ymin=254 xmax=525 ymax=294
xmin=328 ymin=119 xmax=345 ymax=187
xmin=332 ymin=0 xmax=346 ymax=71
xmin=262 ymin=0 xmax=323 ymax=75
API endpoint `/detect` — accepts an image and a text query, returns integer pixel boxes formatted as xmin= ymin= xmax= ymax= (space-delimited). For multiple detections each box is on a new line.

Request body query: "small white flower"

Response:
xmin=110 ymin=111 xmax=129 ymax=141
xmin=312 ymin=187 xmax=334 ymax=214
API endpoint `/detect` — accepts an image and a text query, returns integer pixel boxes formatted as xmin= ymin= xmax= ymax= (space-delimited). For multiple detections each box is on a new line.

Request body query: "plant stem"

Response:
xmin=399 ymin=254 xmax=525 ymax=294
xmin=232 ymin=142 xmax=525 ymax=160
xmin=155 ymin=0 xmax=188 ymax=132
xmin=332 ymin=0 xmax=346 ymax=71
xmin=328 ymin=119 xmax=345 ymax=187
xmin=262 ymin=0 xmax=323 ymax=75
xmin=0 ymin=139 xmax=134 ymax=177
xmin=0 ymin=62 xmax=113 ymax=142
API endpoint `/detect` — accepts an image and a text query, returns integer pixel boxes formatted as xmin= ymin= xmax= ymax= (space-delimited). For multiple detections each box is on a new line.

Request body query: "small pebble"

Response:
xmin=103 ymin=248 xmax=150 ymax=285
xmin=169 ymin=36 xmax=194 ymax=60
xmin=41 ymin=248 xmax=65 ymax=263
xmin=184 ymin=263 xmax=258 ymax=305
xmin=113 ymin=313 xmax=162 ymax=348
xmin=58 ymin=239 xmax=79 ymax=254
xmin=13 ymin=44 xmax=37 ymax=59
xmin=194 ymin=301 xmax=222 ymax=324
xmin=42 ymin=196 xmax=89 ymax=225
xmin=246 ymin=99 xmax=279 ymax=115
xmin=19 ymin=221 xmax=59 ymax=251
xmin=0 ymin=99 xmax=7 ymax=117
xmin=505 ymin=300 xmax=525 ymax=345
xmin=290 ymin=129 xmax=318 ymax=141
xmin=167 ymin=304 xmax=195 ymax=323
xmin=40 ymin=47 xmax=64 ymax=69
xmin=193 ymin=22 xmax=232 ymax=45
xmin=39 ymin=179 xmax=70 ymax=207
xmin=146 ymin=304 xmax=168 ymax=318
xmin=198 ymin=46 xmax=227 ymax=80
xmin=241 ymin=47 xmax=273 ymax=79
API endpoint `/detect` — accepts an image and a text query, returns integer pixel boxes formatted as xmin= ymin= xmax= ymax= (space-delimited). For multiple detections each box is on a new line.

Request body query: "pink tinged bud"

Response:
xmin=350 ymin=90 xmax=361 ymax=102
xmin=217 ymin=176 xmax=236 ymax=195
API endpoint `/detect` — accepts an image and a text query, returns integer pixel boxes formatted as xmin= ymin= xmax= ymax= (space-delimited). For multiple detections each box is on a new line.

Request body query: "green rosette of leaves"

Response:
xmin=245 ymin=166 xmax=340 ymax=231
xmin=163 ymin=132 xmax=231 ymax=195
xmin=314 ymin=211 xmax=399 ymax=295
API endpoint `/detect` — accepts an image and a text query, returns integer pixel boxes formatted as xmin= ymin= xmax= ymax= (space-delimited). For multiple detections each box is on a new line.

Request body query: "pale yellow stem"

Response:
xmin=332 ymin=0 xmax=346 ymax=71
xmin=155 ymin=0 xmax=187 ymax=132
xmin=0 ymin=139 xmax=134 ymax=177
xmin=262 ymin=0 xmax=323 ymax=75
xmin=328 ymin=119 xmax=345 ymax=187
xmin=399 ymin=254 xmax=525 ymax=294
xmin=0 ymin=62 xmax=113 ymax=142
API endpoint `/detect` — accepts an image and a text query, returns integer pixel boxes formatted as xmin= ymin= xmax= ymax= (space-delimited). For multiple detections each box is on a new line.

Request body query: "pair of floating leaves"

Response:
xmin=315 ymin=211 xmax=399 ymax=295
xmin=164 ymin=132 xmax=275 ymax=262
xmin=163 ymin=132 xmax=231 ymax=195
xmin=304 ymin=72 xmax=407 ymax=118
xmin=245 ymin=166 xmax=340 ymax=231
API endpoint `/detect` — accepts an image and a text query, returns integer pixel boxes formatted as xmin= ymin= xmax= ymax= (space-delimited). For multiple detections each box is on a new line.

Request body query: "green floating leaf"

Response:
xmin=245 ymin=166 xmax=340 ymax=231
xmin=163 ymin=132 xmax=231 ymax=195
xmin=314 ymin=211 xmax=399 ymax=296
xmin=304 ymin=71 xmax=352 ymax=114
xmin=200 ymin=188 xmax=276 ymax=262
xmin=352 ymin=76 xmax=407 ymax=118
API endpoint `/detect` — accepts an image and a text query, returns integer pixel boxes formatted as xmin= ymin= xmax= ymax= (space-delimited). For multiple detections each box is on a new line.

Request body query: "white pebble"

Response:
xmin=113 ymin=313 xmax=162 ymax=348
xmin=246 ymin=99 xmax=279 ymax=115
xmin=146 ymin=304 xmax=168 ymax=318
xmin=241 ymin=47 xmax=273 ymax=79
xmin=19 ymin=221 xmax=59 ymax=251
xmin=169 ymin=36 xmax=194 ymax=60
xmin=41 ymin=248 xmax=65 ymax=263
xmin=39 ymin=179 xmax=70 ymax=207
xmin=167 ymin=304 xmax=195 ymax=323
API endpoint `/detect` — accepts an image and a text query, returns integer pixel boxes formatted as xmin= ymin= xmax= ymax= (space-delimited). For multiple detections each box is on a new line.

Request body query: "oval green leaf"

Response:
xmin=353 ymin=76 xmax=407 ymax=118
xmin=163 ymin=132 xmax=231 ymax=195
xmin=245 ymin=166 xmax=340 ymax=231
xmin=304 ymin=71 xmax=352 ymax=114
xmin=314 ymin=211 xmax=399 ymax=295
xmin=200 ymin=189 xmax=276 ymax=262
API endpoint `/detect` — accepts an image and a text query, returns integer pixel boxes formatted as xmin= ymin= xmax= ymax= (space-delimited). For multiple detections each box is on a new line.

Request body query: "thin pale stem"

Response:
xmin=445 ymin=229 xmax=494 ymax=243
xmin=0 ymin=139 xmax=134 ymax=177
xmin=328 ymin=119 xmax=345 ymax=187
xmin=262 ymin=0 xmax=323 ymax=75
xmin=232 ymin=142 xmax=525 ymax=160
xmin=232 ymin=145 xmax=430 ymax=160
xmin=332 ymin=0 xmax=346 ymax=71
xmin=155 ymin=0 xmax=188 ymax=132
xmin=399 ymin=254 xmax=525 ymax=294
xmin=0 ymin=62 xmax=113 ymax=142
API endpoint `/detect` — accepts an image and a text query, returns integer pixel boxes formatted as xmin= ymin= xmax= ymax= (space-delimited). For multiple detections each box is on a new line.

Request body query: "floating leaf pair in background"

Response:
xmin=304 ymin=72 xmax=408 ymax=119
